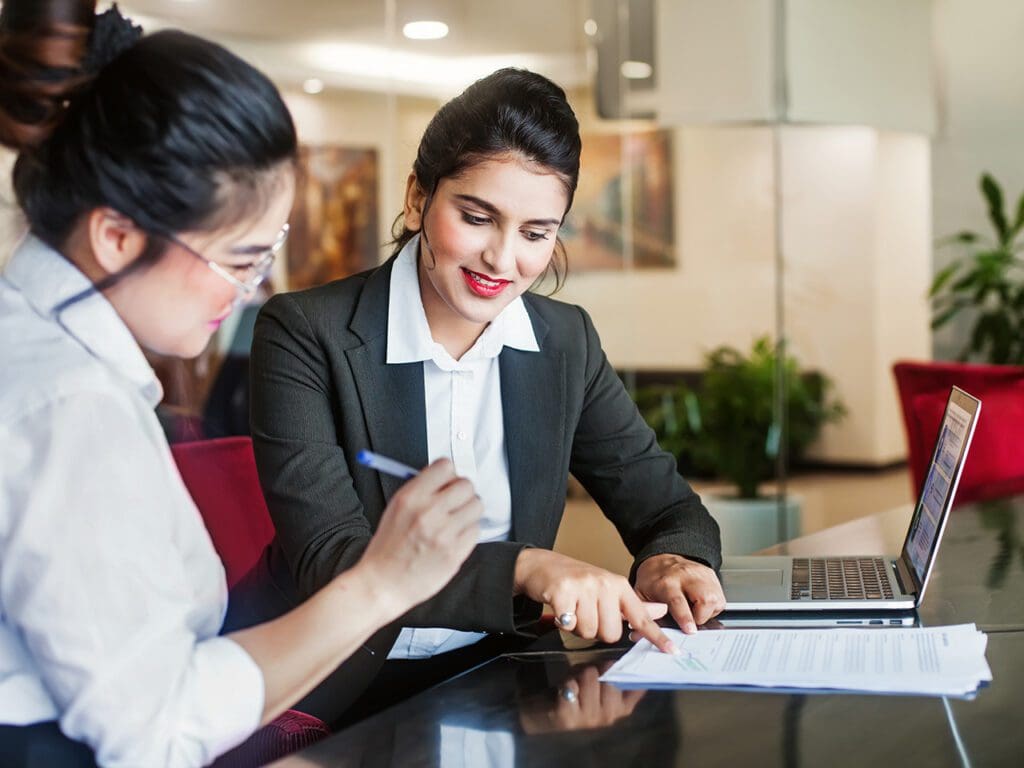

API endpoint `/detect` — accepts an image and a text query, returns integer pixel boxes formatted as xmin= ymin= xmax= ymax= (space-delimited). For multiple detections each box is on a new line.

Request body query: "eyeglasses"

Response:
xmin=156 ymin=224 xmax=289 ymax=299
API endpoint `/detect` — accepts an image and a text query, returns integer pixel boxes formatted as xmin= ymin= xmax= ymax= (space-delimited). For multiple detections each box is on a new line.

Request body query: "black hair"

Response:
xmin=0 ymin=1 xmax=297 ymax=261
xmin=392 ymin=67 xmax=581 ymax=291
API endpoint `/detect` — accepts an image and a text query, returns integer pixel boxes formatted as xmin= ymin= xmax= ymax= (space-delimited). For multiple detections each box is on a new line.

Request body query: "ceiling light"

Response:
xmin=303 ymin=78 xmax=324 ymax=95
xmin=620 ymin=60 xmax=653 ymax=80
xmin=303 ymin=42 xmax=569 ymax=96
xmin=584 ymin=19 xmax=598 ymax=37
xmin=402 ymin=21 xmax=449 ymax=40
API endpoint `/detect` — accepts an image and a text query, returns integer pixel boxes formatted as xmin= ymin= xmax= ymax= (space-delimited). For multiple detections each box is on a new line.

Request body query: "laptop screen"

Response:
xmin=900 ymin=387 xmax=981 ymax=590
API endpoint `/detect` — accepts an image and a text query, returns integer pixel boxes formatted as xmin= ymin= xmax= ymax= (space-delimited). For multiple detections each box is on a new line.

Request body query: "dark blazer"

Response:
xmin=249 ymin=257 xmax=721 ymax=635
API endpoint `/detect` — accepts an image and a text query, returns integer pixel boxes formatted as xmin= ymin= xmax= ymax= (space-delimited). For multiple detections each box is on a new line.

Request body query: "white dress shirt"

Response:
xmin=385 ymin=235 xmax=539 ymax=659
xmin=0 ymin=236 xmax=264 ymax=767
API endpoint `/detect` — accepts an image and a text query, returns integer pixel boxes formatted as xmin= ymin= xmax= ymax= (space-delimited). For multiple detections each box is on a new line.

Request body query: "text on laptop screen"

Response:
xmin=904 ymin=398 xmax=974 ymax=584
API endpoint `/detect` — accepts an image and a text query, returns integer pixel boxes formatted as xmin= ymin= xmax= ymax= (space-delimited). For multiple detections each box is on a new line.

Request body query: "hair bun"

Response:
xmin=81 ymin=4 xmax=141 ymax=75
xmin=0 ymin=0 xmax=96 ymax=151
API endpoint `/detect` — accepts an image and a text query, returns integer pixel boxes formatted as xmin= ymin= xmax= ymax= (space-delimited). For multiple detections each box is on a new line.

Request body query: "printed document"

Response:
xmin=601 ymin=624 xmax=991 ymax=697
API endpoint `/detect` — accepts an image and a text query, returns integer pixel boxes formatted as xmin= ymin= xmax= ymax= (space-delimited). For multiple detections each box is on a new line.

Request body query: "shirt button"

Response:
xmin=457 ymin=431 xmax=468 ymax=441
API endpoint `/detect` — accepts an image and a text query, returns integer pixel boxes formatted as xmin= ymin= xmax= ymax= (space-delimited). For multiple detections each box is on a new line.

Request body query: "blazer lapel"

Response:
xmin=501 ymin=302 xmax=566 ymax=544
xmin=347 ymin=259 xmax=428 ymax=502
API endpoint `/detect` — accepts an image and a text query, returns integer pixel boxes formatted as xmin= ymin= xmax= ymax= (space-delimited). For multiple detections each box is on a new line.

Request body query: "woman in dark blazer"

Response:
xmin=249 ymin=68 xmax=725 ymax=720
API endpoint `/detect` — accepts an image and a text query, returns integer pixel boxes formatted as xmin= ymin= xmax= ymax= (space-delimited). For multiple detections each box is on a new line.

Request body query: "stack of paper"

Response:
xmin=601 ymin=624 xmax=991 ymax=697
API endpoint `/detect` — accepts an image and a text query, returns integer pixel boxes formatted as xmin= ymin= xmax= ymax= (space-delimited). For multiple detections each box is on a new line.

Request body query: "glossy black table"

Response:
xmin=274 ymin=494 xmax=1024 ymax=767
xmin=273 ymin=636 xmax=1022 ymax=767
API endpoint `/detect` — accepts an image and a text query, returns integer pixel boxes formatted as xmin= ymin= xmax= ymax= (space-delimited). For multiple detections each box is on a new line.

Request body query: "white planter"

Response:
xmin=704 ymin=494 xmax=802 ymax=555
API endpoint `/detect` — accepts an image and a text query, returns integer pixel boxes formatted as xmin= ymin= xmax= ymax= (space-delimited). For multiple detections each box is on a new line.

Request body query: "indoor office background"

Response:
xmin=1 ymin=0 xmax=1021 ymax=570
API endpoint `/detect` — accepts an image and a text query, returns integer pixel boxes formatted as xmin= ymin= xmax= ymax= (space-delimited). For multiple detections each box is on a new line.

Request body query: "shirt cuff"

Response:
xmin=185 ymin=636 xmax=265 ymax=761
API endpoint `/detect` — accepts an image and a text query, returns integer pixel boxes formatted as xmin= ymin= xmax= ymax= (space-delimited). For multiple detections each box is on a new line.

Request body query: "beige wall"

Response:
xmin=658 ymin=0 xmax=935 ymax=132
xmin=557 ymin=125 xmax=776 ymax=368
xmin=783 ymin=128 xmax=932 ymax=463
xmin=931 ymin=0 xmax=1024 ymax=360
xmin=554 ymin=125 xmax=931 ymax=465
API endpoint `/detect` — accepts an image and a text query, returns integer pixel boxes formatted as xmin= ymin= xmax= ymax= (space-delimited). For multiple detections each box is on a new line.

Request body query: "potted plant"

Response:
xmin=634 ymin=336 xmax=845 ymax=553
xmin=930 ymin=173 xmax=1024 ymax=364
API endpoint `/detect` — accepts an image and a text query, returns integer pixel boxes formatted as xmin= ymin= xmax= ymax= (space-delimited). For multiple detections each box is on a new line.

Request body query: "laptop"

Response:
xmin=720 ymin=386 xmax=981 ymax=612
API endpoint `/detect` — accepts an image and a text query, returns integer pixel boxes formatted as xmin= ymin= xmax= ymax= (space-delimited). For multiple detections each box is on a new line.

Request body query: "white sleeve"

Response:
xmin=1 ymin=391 xmax=264 ymax=768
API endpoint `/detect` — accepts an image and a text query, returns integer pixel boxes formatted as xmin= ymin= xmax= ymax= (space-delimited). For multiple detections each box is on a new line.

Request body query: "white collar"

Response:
xmin=3 ymin=234 xmax=162 ymax=406
xmin=385 ymin=234 xmax=540 ymax=370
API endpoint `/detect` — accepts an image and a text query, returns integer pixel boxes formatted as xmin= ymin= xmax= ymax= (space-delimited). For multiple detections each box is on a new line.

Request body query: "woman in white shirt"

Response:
xmin=249 ymin=68 xmax=727 ymax=717
xmin=0 ymin=2 xmax=482 ymax=766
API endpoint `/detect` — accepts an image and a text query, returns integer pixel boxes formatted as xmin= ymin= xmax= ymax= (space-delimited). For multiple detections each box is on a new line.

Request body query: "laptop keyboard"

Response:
xmin=790 ymin=557 xmax=895 ymax=601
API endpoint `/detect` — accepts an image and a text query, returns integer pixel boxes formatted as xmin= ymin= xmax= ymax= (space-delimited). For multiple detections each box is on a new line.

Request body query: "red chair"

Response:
xmin=892 ymin=361 xmax=1024 ymax=506
xmin=170 ymin=437 xmax=276 ymax=589
xmin=170 ymin=437 xmax=330 ymax=761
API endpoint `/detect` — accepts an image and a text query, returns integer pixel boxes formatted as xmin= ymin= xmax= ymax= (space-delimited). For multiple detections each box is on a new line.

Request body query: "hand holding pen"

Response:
xmin=356 ymin=452 xmax=481 ymax=617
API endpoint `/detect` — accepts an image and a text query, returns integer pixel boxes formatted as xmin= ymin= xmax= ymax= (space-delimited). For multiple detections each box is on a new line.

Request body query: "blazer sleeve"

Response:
xmin=567 ymin=306 xmax=723 ymax=575
xmin=250 ymin=292 xmax=530 ymax=634
xmin=249 ymin=292 xmax=375 ymax=598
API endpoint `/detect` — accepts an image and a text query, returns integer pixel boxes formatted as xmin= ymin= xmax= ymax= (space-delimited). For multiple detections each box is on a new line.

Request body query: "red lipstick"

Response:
xmin=461 ymin=267 xmax=510 ymax=298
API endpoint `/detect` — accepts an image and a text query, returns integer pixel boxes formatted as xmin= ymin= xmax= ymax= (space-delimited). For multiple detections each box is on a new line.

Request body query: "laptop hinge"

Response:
xmin=893 ymin=557 xmax=916 ymax=598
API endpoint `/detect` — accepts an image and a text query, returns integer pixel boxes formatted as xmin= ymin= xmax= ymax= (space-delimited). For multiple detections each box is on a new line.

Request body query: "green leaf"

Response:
xmin=1014 ymin=192 xmax=1024 ymax=239
xmin=951 ymin=271 xmax=981 ymax=292
xmin=931 ymin=304 xmax=968 ymax=329
xmin=935 ymin=231 xmax=981 ymax=248
xmin=970 ymin=314 xmax=994 ymax=358
xmin=930 ymin=293 xmax=963 ymax=310
xmin=929 ymin=263 xmax=960 ymax=296
xmin=981 ymin=173 xmax=1009 ymax=245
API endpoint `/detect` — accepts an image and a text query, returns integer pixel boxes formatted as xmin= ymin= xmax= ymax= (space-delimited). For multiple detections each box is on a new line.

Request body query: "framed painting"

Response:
xmin=287 ymin=145 xmax=380 ymax=290
xmin=562 ymin=129 xmax=675 ymax=270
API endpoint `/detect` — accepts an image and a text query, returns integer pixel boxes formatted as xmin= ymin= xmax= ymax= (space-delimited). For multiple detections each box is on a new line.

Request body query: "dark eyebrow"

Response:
xmin=454 ymin=194 xmax=561 ymax=227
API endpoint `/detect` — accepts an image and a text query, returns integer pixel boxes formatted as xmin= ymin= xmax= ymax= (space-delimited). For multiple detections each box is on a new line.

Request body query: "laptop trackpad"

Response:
xmin=721 ymin=568 xmax=784 ymax=586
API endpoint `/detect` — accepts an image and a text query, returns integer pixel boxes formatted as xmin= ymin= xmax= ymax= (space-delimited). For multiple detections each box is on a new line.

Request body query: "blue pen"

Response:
xmin=357 ymin=450 xmax=419 ymax=480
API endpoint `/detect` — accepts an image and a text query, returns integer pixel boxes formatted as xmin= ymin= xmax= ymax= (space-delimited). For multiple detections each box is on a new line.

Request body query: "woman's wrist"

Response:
xmin=513 ymin=546 xmax=545 ymax=596
xmin=334 ymin=560 xmax=409 ymax=625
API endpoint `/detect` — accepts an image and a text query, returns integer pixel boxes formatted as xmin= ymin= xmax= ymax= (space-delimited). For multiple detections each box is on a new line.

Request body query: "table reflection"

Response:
xmin=275 ymin=652 xmax=678 ymax=767
xmin=976 ymin=499 xmax=1024 ymax=590
xmin=516 ymin=659 xmax=646 ymax=735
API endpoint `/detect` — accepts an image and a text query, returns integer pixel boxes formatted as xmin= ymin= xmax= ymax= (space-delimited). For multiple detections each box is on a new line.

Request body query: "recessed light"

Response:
xmin=403 ymin=21 xmax=449 ymax=40
xmin=620 ymin=60 xmax=653 ymax=80
xmin=584 ymin=19 xmax=598 ymax=36
xmin=303 ymin=78 xmax=324 ymax=95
